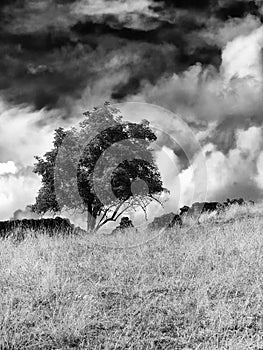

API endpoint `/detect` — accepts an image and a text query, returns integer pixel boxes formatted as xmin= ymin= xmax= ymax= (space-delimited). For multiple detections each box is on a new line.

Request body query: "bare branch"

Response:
xmin=95 ymin=200 xmax=125 ymax=231
xmin=97 ymin=207 xmax=110 ymax=225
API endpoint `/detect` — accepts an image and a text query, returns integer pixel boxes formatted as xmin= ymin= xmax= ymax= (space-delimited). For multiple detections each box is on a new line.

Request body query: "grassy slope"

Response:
xmin=1 ymin=205 xmax=263 ymax=349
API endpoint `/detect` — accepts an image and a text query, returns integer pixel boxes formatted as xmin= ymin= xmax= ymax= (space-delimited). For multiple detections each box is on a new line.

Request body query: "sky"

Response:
xmin=0 ymin=0 xmax=263 ymax=222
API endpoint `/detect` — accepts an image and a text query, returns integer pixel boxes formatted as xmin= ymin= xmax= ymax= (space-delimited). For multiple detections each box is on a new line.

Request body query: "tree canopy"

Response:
xmin=33 ymin=103 xmax=166 ymax=231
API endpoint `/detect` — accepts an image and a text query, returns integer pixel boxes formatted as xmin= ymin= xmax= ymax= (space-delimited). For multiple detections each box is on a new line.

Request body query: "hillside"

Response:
xmin=1 ymin=203 xmax=263 ymax=349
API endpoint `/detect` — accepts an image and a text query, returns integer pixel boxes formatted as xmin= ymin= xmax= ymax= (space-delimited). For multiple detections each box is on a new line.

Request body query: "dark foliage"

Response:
xmin=148 ymin=212 xmax=182 ymax=231
xmin=111 ymin=217 xmax=135 ymax=235
xmin=0 ymin=217 xmax=77 ymax=240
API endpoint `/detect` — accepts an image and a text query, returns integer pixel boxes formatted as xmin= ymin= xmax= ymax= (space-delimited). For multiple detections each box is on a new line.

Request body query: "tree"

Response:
xmin=33 ymin=103 xmax=166 ymax=231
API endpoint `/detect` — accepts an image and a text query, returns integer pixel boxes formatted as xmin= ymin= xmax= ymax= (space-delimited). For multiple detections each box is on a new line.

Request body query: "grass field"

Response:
xmin=1 ymin=204 xmax=263 ymax=349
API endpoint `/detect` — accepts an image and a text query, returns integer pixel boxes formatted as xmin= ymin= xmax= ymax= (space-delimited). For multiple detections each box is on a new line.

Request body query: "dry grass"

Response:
xmin=1 ymin=204 xmax=263 ymax=349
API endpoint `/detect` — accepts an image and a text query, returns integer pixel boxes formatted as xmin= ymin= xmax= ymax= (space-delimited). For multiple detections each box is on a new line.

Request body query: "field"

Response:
xmin=1 ymin=204 xmax=263 ymax=349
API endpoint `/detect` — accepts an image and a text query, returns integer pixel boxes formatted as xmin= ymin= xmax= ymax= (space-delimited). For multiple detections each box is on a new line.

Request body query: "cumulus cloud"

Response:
xmin=205 ymin=127 xmax=263 ymax=200
xmin=0 ymin=161 xmax=17 ymax=175
xmin=222 ymin=25 xmax=263 ymax=83
xmin=0 ymin=99 xmax=58 ymax=165
xmin=125 ymin=25 xmax=263 ymax=202
xmin=131 ymin=25 xmax=263 ymax=125
xmin=0 ymin=168 xmax=41 ymax=220
xmin=200 ymin=14 xmax=261 ymax=47
xmin=0 ymin=98 xmax=64 ymax=220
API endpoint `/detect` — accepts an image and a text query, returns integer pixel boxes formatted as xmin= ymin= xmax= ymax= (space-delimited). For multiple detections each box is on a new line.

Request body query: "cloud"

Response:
xmin=153 ymin=0 xmax=210 ymax=10
xmin=130 ymin=25 xmax=263 ymax=124
xmin=255 ymin=151 xmax=263 ymax=190
xmin=222 ymin=25 xmax=263 ymax=83
xmin=0 ymin=0 xmax=221 ymax=111
xmin=1 ymin=0 xmax=75 ymax=34
xmin=0 ymin=99 xmax=58 ymax=165
xmin=204 ymin=126 xmax=263 ymax=199
xmin=0 ymin=161 xmax=17 ymax=175
xmin=0 ymin=98 xmax=64 ymax=220
xmin=1 ymin=0 xmax=159 ymax=35
xmin=200 ymin=14 xmax=261 ymax=47
xmin=215 ymin=0 xmax=260 ymax=20
xmin=0 ymin=167 xmax=41 ymax=220
xmin=72 ymin=0 xmax=154 ymax=15
xmin=0 ymin=0 xmax=261 ymax=114
xmin=123 ymin=25 xmax=263 ymax=202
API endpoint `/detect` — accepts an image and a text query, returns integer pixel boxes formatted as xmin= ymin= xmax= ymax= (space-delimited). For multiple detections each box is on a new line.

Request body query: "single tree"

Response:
xmin=33 ymin=103 xmax=166 ymax=231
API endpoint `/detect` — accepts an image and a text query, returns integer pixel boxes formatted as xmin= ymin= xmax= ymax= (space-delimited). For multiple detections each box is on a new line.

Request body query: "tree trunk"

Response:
xmin=86 ymin=215 xmax=96 ymax=232
xmin=86 ymin=204 xmax=96 ymax=232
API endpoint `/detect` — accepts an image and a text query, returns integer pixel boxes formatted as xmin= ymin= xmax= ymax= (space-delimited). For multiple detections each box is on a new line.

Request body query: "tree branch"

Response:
xmin=95 ymin=200 xmax=125 ymax=231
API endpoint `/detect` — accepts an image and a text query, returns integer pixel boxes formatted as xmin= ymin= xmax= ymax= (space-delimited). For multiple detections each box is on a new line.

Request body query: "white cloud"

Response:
xmin=0 ymin=99 xmax=57 ymax=166
xmin=236 ymin=126 xmax=262 ymax=155
xmin=70 ymin=0 xmax=159 ymax=30
xmin=0 ymin=98 xmax=63 ymax=220
xmin=201 ymin=15 xmax=261 ymax=47
xmin=204 ymin=126 xmax=263 ymax=199
xmin=255 ymin=151 xmax=263 ymax=189
xmin=71 ymin=0 xmax=154 ymax=17
xmin=221 ymin=25 xmax=263 ymax=84
xmin=0 ymin=161 xmax=17 ymax=175
xmin=0 ymin=171 xmax=41 ymax=220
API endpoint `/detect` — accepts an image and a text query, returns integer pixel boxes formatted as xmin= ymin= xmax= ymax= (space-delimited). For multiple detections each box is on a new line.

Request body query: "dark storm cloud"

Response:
xmin=0 ymin=0 xmax=228 ymax=112
xmin=152 ymin=0 xmax=210 ymax=10
xmin=153 ymin=0 xmax=261 ymax=18
xmin=1 ymin=0 xmax=261 ymax=156
xmin=215 ymin=0 xmax=260 ymax=20
xmin=0 ymin=0 xmax=262 ymax=140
